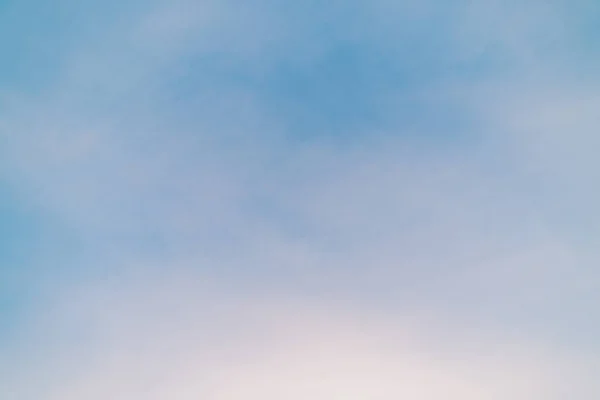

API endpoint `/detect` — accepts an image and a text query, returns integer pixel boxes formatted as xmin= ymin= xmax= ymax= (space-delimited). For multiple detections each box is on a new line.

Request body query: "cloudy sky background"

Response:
xmin=2 ymin=0 xmax=600 ymax=398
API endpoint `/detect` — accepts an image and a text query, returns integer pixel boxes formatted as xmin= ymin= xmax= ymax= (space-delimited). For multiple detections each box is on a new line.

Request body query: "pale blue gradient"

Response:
xmin=2 ymin=0 xmax=600 ymax=398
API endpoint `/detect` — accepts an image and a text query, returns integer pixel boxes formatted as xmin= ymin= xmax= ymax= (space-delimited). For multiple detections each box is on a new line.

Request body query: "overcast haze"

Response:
xmin=1 ymin=0 xmax=600 ymax=399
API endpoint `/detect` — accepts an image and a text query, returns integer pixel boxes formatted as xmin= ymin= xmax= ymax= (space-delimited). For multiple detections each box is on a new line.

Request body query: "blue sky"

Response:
xmin=2 ymin=0 xmax=600 ymax=398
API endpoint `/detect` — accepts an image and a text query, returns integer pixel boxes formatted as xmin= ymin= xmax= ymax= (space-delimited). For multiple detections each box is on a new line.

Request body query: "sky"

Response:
xmin=1 ymin=0 xmax=600 ymax=398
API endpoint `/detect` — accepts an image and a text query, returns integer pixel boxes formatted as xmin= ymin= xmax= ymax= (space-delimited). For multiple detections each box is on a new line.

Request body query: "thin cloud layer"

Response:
xmin=3 ymin=273 xmax=598 ymax=400
xmin=2 ymin=0 xmax=600 ymax=398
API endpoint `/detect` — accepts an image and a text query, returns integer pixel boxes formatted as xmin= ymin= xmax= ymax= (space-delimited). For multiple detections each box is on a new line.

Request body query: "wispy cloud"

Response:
xmin=2 ymin=0 xmax=600 ymax=398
